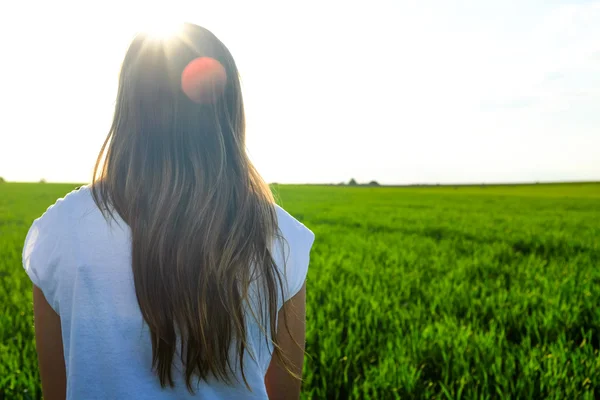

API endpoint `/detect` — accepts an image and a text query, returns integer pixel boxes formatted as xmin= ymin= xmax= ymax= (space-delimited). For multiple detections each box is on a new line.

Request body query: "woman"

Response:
xmin=23 ymin=22 xmax=314 ymax=399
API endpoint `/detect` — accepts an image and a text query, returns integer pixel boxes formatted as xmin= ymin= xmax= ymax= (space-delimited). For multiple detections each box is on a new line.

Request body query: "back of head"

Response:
xmin=92 ymin=23 xmax=287 ymax=391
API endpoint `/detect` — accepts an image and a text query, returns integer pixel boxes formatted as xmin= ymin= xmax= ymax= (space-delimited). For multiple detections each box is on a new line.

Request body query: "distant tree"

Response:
xmin=338 ymin=182 xmax=345 ymax=186
xmin=40 ymin=178 xmax=46 ymax=184
xmin=0 ymin=177 xmax=5 ymax=183
xmin=348 ymin=178 xmax=358 ymax=186
xmin=368 ymin=180 xmax=380 ymax=186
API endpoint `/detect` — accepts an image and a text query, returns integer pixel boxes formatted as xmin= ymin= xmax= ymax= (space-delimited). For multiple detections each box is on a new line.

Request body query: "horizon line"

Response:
xmin=3 ymin=179 xmax=599 ymax=187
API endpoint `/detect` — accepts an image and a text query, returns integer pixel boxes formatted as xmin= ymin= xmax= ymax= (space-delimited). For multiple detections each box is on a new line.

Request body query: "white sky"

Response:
xmin=0 ymin=0 xmax=599 ymax=184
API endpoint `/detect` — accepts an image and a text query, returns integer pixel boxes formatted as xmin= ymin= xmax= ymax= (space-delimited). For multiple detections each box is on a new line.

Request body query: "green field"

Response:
xmin=1 ymin=182 xmax=600 ymax=399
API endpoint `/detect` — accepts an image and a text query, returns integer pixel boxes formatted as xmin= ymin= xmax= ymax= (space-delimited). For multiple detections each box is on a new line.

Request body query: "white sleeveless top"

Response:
xmin=22 ymin=186 xmax=314 ymax=399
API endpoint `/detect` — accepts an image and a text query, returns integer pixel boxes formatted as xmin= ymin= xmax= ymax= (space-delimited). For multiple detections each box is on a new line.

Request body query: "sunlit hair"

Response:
xmin=92 ymin=23 xmax=294 ymax=392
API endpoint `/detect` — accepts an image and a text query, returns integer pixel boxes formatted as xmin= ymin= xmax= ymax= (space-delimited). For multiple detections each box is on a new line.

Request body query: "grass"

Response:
xmin=1 ymin=182 xmax=600 ymax=399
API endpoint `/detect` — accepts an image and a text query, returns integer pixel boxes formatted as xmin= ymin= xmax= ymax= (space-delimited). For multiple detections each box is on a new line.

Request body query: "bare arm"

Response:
xmin=265 ymin=281 xmax=306 ymax=400
xmin=33 ymin=285 xmax=66 ymax=400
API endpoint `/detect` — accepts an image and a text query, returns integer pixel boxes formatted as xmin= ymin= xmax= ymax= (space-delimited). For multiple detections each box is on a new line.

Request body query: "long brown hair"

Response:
xmin=92 ymin=23 xmax=290 ymax=392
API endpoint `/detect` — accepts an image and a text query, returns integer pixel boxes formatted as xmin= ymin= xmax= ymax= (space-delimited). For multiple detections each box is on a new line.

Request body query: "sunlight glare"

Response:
xmin=141 ymin=18 xmax=184 ymax=40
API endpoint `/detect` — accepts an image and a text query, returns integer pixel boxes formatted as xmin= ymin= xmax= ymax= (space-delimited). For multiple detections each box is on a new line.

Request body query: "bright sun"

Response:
xmin=140 ymin=18 xmax=184 ymax=39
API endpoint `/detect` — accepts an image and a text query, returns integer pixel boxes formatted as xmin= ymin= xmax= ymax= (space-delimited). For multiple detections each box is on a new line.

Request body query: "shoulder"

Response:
xmin=27 ymin=183 xmax=92 ymax=229
xmin=22 ymin=185 xmax=94 ymax=312
xmin=28 ymin=184 xmax=96 ymax=250
xmin=41 ymin=185 xmax=93 ymax=221
xmin=274 ymin=204 xmax=315 ymax=254
xmin=26 ymin=186 xmax=90 ymax=240
xmin=274 ymin=205 xmax=314 ymax=242
xmin=272 ymin=205 xmax=315 ymax=302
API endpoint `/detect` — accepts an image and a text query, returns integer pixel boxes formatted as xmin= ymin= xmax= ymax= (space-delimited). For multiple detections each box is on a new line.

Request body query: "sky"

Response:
xmin=0 ymin=0 xmax=598 ymax=185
